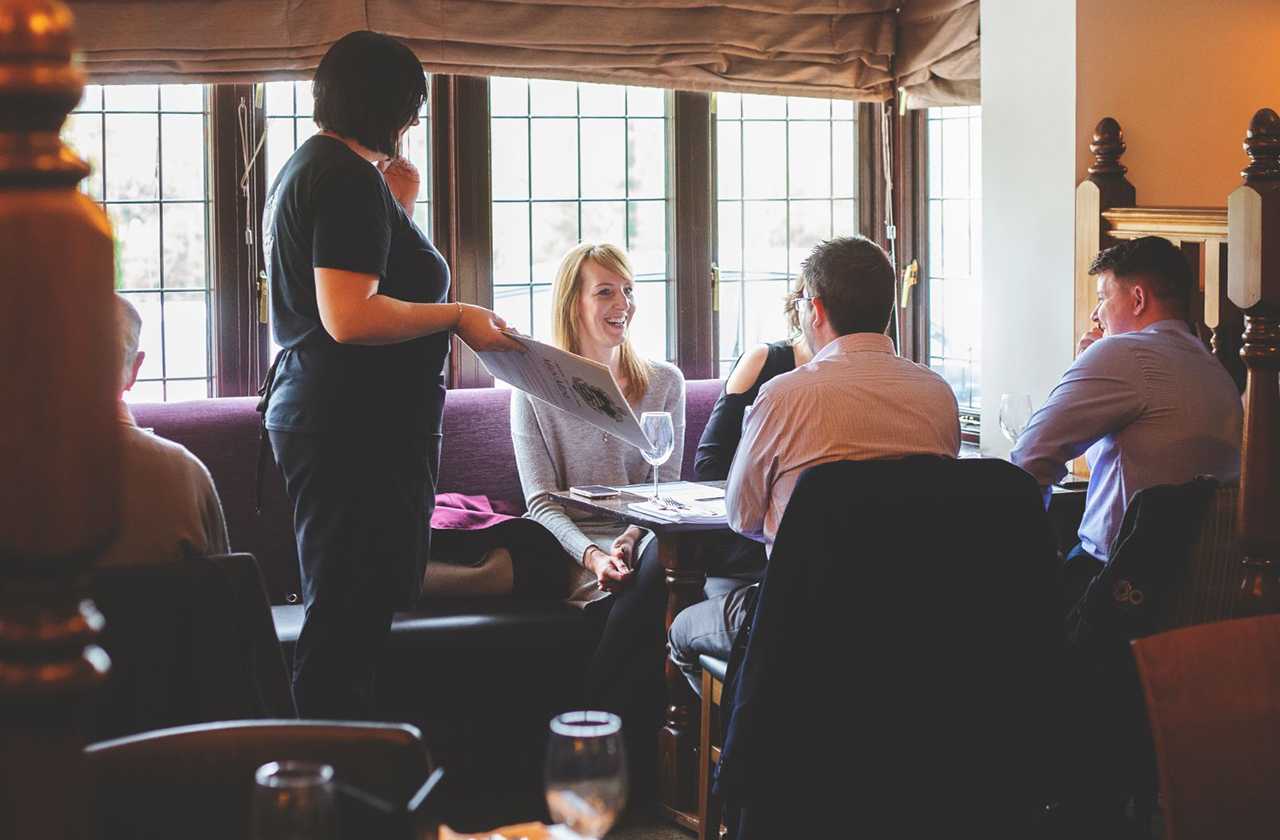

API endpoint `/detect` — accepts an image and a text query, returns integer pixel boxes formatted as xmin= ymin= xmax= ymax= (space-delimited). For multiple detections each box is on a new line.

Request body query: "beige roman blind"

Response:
xmin=896 ymin=0 xmax=979 ymax=108
xmin=65 ymin=0 xmax=977 ymax=104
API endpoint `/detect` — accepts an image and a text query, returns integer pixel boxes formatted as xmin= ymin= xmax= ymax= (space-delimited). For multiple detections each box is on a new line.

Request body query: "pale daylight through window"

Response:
xmin=64 ymin=84 xmax=213 ymax=403
xmin=926 ymin=105 xmax=982 ymax=416
xmin=489 ymin=77 xmax=671 ymax=363
xmin=715 ymin=94 xmax=860 ymax=376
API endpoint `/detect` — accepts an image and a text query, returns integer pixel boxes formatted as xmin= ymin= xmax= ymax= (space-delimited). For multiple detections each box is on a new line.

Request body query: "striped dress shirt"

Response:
xmin=726 ymin=333 xmax=961 ymax=553
xmin=1011 ymin=320 xmax=1242 ymax=562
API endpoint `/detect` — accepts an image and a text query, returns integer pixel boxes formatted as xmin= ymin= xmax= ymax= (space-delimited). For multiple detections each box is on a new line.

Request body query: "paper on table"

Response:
xmin=612 ymin=481 xmax=726 ymax=502
xmin=628 ymin=498 xmax=727 ymax=524
xmin=477 ymin=333 xmax=652 ymax=450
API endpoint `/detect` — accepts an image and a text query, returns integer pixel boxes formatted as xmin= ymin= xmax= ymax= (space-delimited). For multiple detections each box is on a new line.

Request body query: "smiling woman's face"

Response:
xmin=576 ymin=258 xmax=636 ymax=354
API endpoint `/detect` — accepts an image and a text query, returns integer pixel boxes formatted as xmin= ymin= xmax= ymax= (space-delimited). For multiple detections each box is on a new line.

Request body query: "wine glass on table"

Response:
xmin=545 ymin=711 xmax=628 ymax=838
xmin=639 ymin=411 xmax=675 ymax=503
xmin=999 ymin=393 xmax=1034 ymax=445
xmin=251 ymin=761 xmax=337 ymax=840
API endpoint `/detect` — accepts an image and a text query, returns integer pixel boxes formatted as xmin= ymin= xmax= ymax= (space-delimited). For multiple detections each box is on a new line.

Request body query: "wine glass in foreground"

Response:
xmin=545 ymin=711 xmax=628 ymax=838
xmin=999 ymin=393 xmax=1034 ymax=445
xmin=639 ymin=411 xmax=675 ymax=502
xmin=251 ymin=761 xmax=337 ymax=840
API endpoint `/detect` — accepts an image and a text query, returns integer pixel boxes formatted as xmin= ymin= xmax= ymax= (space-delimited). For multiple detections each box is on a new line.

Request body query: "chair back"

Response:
xmin=1131 ymin=615 xmax=1280 ymax=840
xmin=1151 ymin=481 xmax=1242 ymax=630
xmin=717 ymin=456 xmax=1062 ymax=838
xmin=88 ymin=552 xmax=295 ymax=740
xmin=85 ymin=720 xmax=435 ymax=840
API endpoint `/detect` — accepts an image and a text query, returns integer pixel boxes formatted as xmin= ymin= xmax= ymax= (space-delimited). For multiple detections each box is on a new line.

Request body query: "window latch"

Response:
xmin=711 ymin=263 xmax=720 ymax=313
xmin=901 ymin=259 xmax=919 ymax=309
xmin=257 ymin=270 xmax=269 ymax=324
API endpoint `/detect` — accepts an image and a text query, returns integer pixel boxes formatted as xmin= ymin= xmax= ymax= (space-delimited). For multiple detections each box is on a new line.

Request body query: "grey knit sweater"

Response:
xmin=510 ymin=360 xmax=685 ymax=604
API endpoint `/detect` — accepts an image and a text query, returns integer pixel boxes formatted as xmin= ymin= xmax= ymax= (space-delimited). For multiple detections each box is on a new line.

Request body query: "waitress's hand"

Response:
xmin=455 ymin=303 xmax=523 ymax=352
xmin=378 ymin=155 xmax=420 ymax=214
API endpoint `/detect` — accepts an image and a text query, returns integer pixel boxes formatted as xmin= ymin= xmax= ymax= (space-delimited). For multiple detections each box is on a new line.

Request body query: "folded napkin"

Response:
xmin=627 ymin=498 xmax=726 ymax=523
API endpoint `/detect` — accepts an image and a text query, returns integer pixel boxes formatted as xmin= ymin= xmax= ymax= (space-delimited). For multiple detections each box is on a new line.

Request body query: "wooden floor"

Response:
xmin=609 ymin=811 xmax=693 ymax=840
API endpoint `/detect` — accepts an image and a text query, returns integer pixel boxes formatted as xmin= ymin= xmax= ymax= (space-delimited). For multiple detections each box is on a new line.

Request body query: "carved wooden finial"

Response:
xmin=1242 ymin=108 xmax=1280 ymax=181
xmin=0 ymin=0 xmax=88 ymax=186
xmin=1088 ymin=117 xmax=1127 ymax=177
xmin=1 ymin=6 xmax=117 ymax=831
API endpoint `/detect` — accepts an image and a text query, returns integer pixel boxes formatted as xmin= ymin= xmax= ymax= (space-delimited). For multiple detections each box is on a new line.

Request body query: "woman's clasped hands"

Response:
xmin=587 ymin=525 xmax=645 ymax=592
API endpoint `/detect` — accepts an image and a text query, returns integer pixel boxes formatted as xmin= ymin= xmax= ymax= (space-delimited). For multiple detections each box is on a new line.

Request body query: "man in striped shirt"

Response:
xmin=669 ymin=236 xmax=960 ymax=694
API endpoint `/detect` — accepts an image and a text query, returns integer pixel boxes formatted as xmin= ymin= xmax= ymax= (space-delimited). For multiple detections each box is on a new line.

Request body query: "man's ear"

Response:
xmin=811 ymin=296 xmax=829 ymax=332
xmin=1130 ymin=282 xmax=1148 ymax=316
xmin=124 ymin=350 xmax=145 ymax=392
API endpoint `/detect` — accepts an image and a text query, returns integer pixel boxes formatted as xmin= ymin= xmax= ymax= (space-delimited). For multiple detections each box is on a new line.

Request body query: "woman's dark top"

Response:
xmin=263 ymin=135 xmax=450 ymax=439
xmin=694 ymin=339 xmax=798 ymax=481
xmin=694 ymin=339 xmax=797 ymax=583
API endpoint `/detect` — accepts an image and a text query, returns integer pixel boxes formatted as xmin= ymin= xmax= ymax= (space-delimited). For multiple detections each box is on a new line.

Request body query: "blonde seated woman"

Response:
xmin=511 ymin=242 xmax=685 ymax=795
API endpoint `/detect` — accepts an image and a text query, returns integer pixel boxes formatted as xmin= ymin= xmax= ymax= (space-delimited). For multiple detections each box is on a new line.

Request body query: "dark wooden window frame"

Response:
xmin=907 ymin=106 xmax=981 ymax=443
xmin=207 ymin=80 xmax=889 ymax=394
xmin=210 ymin=84 xmax=270 ymax=397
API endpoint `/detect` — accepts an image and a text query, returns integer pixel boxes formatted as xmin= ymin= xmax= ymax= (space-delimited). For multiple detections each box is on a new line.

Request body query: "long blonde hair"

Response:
xmin=551 ymin=242 xmax=651 ymax=403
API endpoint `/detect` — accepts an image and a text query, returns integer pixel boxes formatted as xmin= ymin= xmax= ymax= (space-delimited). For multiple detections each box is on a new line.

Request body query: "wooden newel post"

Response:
xmin=0 ymin=2 xmax=119 ymax=837
xmin=1227 ymin=108 xmax=1280 ymax=614
xmin=1075 ymin=118 xmax=1137 ymax=343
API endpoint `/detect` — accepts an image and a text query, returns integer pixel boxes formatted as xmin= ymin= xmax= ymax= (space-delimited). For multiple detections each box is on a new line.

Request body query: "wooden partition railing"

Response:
xmin=0 ymin=1 xmax=118 ymax=838
xmin=1076 ymin=112 xmax=1280 ymax=615
xmin=1076 ymin=118 xmax=1245 ymax=388
xmin=1228 ymin=108 xmax=1280 ymax=614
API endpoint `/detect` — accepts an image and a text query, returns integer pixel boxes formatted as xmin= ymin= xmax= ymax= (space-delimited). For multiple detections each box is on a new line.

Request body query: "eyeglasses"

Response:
xmin=796 ymin=294 xmax=820 ymax=309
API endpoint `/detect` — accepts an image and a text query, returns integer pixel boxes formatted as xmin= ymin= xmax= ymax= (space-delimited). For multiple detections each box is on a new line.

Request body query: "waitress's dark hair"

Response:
xmin=313 ymin=31 xmax=426 ymax=157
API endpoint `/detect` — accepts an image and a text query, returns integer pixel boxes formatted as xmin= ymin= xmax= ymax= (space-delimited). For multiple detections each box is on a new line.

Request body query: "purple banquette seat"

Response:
xmin=131 ymin=379 xmax=726 ymax=649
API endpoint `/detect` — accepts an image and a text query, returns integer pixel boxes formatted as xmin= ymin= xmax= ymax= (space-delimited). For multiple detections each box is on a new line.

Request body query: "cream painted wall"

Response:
xmin=1076 ymin=0 xmax=1280 ymax=206
xmin=980 ymin=0 xmax=1077 ymax=456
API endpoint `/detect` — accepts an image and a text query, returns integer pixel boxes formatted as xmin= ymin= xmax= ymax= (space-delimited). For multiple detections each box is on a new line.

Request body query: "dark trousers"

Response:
xmin=583 ymin=539 xmax=668 ymax=797
xmin=1059 ymin=541 xmax=1152 ymax=829
xmin=269 ymin=429 xmax=434 ymax=719
xmin=1062 ymin=541 xmax=1105 ymax=615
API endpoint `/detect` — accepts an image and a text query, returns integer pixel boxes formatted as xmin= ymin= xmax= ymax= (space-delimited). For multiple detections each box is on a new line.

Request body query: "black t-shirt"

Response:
xmin=262 ymin=135 xmax=450 ymax=437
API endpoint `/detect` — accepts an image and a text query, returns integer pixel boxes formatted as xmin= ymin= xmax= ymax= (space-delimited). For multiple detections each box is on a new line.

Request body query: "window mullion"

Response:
xmin=670 ymin=90 xmax=715 ymax=381
xmin=432 ymin=74 xmax=494 ymax=388
xmin=209 ymin=83 xmax=268 ymax=397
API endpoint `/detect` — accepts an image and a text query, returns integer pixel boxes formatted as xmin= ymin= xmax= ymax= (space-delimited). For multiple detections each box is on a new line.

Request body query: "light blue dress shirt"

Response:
xmin=1011 ymin=320 xmax=1242 ymax=561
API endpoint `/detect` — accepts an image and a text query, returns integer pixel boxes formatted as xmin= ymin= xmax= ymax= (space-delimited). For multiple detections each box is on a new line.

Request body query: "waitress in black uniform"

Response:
xmin=263 ymin=31 xmax=519 ymax=718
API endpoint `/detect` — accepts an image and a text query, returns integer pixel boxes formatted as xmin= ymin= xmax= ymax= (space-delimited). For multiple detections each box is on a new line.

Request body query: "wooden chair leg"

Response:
xmin=697 ymin=668 xmax=717 ymax=840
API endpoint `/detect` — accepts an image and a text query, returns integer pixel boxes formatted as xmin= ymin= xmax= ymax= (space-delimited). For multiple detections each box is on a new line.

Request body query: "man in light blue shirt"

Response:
xmin=1012 ymin=236 xmax=1241 ymax=600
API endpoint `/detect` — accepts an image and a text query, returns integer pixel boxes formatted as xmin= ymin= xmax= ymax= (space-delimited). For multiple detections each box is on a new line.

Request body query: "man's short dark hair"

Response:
xmin=313 ymin=31 xmax=427 ymax=157
xmin=1088 ymin=236 xmax=1192 ymax=317
xmin=799 ymin=236 xmax=896 ymax=336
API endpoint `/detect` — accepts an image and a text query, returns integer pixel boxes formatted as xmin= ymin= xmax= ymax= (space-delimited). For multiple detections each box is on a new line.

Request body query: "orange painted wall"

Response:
xmin=1077 ymin=0 xmax=1280 ymax=207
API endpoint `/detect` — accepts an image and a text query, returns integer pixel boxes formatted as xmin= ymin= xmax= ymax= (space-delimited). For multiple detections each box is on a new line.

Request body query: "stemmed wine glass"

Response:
xmin=251 ymin=761 xmax=337 ymax=840
xmin=545 ymin=711 xmax=628 ymax=839
xmin=999 ymin=393 xmax=1034 ymax=445
xmin=639 ymin=411 xmax=675 ymax=502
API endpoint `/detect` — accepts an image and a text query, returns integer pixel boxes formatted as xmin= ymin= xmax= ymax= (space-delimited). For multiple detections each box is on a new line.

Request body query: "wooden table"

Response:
xmin=550 ymin=483 xmax=728 ymax=831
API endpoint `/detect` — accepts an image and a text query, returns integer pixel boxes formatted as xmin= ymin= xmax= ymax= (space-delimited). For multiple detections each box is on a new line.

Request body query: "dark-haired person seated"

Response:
xmin=99 ymin=294 xmax=230 ymax=567
xmin=1011 ymin=236 xmax=1242 ymax=609
xmin=689 ymin=282 xmax=814 ymax=604
xmin=668 ymin=236 xmax=960 ymax=694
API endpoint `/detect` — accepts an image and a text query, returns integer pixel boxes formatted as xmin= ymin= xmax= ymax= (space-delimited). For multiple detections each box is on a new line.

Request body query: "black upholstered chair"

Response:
xmin=88 ymin=552 xmax=296 ymax=740
xmin=85 ymin=719 xmax=438 ymax=840
xmin=713 ymin=457 xmax=1063 ymax=839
